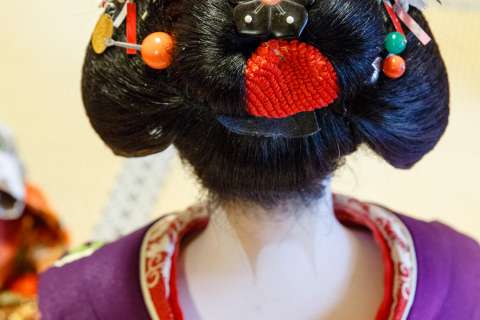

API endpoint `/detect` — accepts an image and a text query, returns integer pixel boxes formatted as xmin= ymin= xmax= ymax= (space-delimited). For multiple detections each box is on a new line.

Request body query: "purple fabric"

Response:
xmin=39 ymin=225 xmax=151 ymax=320
xmin=39 ymin=212 xmax=480 ymax=319
xmin=397 ymin=214 xmax=480 ymax=320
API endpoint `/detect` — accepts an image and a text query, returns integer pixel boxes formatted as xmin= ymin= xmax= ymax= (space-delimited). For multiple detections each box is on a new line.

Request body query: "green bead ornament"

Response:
xmin=384 ymin=32 xmax=407 ymax=55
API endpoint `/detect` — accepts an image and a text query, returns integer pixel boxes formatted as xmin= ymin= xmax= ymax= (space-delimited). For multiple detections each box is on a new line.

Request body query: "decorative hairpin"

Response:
xmin=91 ymin=0 xmax=175 ymax=70
xmin=233 ymin=0 xmax=314 ymax=38
xmin=375 ymin=0 xmax=438 ymax=79
xmin=382 ymin=0 xmax=408 ymax=79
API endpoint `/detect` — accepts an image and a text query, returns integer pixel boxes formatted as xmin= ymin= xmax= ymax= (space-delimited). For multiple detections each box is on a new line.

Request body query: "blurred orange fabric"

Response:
xmin=0 ymin=184 xmax=68 ymax=296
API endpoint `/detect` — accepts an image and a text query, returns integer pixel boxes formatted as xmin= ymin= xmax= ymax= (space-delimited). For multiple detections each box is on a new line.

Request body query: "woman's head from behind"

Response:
xmin=82 ymin=0 xmax=449 ymax=205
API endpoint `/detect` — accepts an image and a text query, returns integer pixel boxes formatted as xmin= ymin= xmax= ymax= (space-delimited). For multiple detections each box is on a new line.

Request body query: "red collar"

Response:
xmin=140 ymin=195 xmax=417 ymax=320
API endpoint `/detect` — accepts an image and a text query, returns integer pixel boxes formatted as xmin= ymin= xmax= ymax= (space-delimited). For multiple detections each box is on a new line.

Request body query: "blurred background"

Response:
xmin=0 ymin=0 xmax=479 ymax=246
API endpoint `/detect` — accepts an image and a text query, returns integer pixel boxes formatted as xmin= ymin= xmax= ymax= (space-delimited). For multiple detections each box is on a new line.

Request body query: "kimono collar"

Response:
xmin=139 ymin=195 xmax=418 ymax=320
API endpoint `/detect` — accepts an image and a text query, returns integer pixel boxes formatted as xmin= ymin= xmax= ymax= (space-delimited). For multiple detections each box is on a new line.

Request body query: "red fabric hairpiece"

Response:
xmin=245 ymin=40 xmax=339 ymax=119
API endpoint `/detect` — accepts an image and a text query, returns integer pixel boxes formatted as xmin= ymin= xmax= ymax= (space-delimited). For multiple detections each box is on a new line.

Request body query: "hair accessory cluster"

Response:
xmin=92 ymin=0 xmax=175 ymax=70
xmin=378 ymin=0 xmax=438 ymax=79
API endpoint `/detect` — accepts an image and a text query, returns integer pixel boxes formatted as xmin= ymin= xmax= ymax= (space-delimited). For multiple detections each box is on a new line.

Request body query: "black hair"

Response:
xmin=82 ymin=0 xmax=449 ymax=205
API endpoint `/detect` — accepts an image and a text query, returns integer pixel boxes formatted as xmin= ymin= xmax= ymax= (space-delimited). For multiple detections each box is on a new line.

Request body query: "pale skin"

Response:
xmin=177 ymin=182 xmax=385 ymax=320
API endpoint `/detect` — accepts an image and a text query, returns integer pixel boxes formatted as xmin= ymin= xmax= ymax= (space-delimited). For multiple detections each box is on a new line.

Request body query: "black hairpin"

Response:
xmin=233 ymin=0 xmax=314 ymax=38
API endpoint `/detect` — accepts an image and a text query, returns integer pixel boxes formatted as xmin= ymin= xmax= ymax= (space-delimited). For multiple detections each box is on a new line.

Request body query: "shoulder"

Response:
xmin=38 ymin=223 xmax=152 ymax=320
xmin=375 ymin=203 xmax=480 ymax=319
xmin=334 ymin=194 xmax=480 ymax=319
xmin=392 ymin=209 xmax=480 ymax=274
xmin=38 ymin=205 xmax=210 ymax=320
xmin=342 ymin=194 xmax=480 ymax=263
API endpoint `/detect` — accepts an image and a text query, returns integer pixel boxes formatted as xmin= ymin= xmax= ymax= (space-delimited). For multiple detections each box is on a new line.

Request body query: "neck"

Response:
xmin=179 ymin=181 xmax=385 ymax=319
xmin=211 ymin=180 xmax=353 ymax=274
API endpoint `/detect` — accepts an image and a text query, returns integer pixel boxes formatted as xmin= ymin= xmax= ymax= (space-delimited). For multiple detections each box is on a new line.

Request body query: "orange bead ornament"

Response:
xmin=383 ymin=54 xmax=406 ymax=79
xmin=141 ymin=32 xmax=175 ymax=70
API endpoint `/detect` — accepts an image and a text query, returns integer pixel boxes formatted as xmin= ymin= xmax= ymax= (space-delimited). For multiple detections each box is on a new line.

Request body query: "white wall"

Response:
xmin=0 ymin=1 xmax=478 ymax=245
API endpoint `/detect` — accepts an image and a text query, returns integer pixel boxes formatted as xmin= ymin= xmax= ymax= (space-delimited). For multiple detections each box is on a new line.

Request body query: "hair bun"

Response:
xmin=350 ymin=9 xmax=449 ymax=169
xmin=82 ymin=0 xmax=449 ymax=204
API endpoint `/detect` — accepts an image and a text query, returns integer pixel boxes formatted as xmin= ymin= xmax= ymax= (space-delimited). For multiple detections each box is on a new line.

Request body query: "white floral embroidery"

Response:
xmin=140 ymin=205 xmax=210 ymax=319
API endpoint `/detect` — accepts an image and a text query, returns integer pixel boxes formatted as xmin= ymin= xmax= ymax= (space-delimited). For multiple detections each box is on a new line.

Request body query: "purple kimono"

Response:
xmin=39 ymin=196 xmax=480 ymax=319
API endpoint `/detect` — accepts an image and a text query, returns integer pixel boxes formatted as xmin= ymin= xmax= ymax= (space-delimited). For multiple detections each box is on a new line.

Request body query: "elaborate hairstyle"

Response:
xmin=82 ymin=0 xmax=449 ymax=204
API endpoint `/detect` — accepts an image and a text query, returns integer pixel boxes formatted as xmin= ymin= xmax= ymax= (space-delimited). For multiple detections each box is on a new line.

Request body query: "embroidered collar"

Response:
xmin=139 ymin=195 xmax=417 ymax=320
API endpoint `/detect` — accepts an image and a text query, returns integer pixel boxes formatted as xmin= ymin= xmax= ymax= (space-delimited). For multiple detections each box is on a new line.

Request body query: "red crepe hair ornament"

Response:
xmin=245 ymin=40 xmax=339 ymax=119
